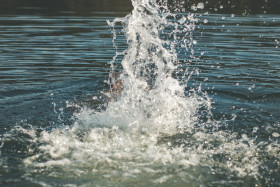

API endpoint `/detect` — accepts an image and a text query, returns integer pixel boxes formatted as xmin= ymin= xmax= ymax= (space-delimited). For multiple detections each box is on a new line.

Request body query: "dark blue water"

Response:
xmin=0 ymin=14 xmax=118 ymax=129
xmin=194 ymin=14 xmax=280 ymax=127
xmin=0 ymin=5 xmax=279 ymax=187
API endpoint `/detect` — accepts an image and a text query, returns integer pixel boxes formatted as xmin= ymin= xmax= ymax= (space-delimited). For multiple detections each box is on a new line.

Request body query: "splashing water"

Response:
xmin=105 ymin=0 xmax=207 ymax=135
xmin=1 ymin=0 xmax=279 ymax=186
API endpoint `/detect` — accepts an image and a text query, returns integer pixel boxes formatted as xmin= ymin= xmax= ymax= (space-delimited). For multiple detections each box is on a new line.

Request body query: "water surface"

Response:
xmin=0 ymin=1 xmax=279 ymax=186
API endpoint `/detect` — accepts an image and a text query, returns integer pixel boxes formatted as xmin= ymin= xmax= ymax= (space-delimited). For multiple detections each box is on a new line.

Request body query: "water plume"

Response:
xmin=0 ymin=0 xmax=279 ymax=186
xmin=105 ymin=0 xmax=208 ymax=135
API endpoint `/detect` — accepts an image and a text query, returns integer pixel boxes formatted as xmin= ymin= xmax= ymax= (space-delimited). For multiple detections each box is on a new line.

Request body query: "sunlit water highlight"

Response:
xmin=0 ymin=0 xmax=280 ymax=186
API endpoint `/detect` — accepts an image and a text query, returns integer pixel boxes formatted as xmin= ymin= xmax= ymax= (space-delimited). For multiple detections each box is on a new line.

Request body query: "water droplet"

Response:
xmin=197 ymin=2 xmax=204 ymax=9
xmin=272 ymin=132 xmax=279 ymax=138
xmin=179 ymin=16 xmax=186 ymax=24
xmin=253 ymin=127 xmax=259 ymax=133
xmin=191 ymin=5 xmax=197 ymax=11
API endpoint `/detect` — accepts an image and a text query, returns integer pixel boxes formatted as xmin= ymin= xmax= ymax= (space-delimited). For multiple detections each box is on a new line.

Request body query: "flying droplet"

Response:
xmin=197 ymin=2 xmax=204 ymax=9
xmin=272 ymin=132 xmax=279 ymax=138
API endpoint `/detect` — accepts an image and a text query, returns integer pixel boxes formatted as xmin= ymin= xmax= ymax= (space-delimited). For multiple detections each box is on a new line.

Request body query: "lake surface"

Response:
xmin=0 ymin=1 xmax=279 ymax=186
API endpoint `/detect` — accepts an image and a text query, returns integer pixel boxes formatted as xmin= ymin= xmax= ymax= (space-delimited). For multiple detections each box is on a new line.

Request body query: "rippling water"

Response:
xmin=0 ymin=1 xmax=279 ymax=186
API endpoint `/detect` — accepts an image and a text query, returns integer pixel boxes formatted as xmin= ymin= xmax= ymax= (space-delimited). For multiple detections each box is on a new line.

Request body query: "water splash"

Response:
xmin=1 ymin=0 xmax=279 ymax=186
xmin=104 ymin=0 xmax=208 ymax=135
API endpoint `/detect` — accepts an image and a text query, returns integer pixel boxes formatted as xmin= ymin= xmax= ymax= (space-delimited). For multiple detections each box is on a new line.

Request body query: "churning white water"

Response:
xmin=3 ymin=0 xmax=279 ymax=186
